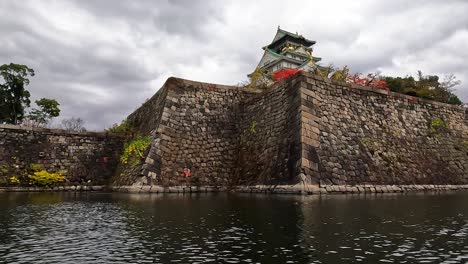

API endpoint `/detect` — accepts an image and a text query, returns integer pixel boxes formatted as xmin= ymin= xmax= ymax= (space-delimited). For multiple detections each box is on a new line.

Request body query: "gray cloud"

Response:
xmin=0 ymin=0 xmax=467 ymax=130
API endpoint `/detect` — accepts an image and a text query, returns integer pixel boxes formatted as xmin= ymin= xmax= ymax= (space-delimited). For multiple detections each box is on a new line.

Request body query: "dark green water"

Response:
xmin=0 ymin=192 xmax=467 ymax=263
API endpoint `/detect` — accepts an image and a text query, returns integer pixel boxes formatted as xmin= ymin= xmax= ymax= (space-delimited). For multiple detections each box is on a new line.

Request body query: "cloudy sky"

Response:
xmin=1 ymin=0 xmax=467 ymax=130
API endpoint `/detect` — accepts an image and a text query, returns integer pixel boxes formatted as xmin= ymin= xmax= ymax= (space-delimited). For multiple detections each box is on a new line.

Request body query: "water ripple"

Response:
xmin=0 ymin=192 xmax=467 ymax=263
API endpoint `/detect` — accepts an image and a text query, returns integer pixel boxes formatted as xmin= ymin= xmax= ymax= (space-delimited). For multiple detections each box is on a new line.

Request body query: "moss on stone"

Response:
xmin=429 ymin=118 xmax=448 ymax=136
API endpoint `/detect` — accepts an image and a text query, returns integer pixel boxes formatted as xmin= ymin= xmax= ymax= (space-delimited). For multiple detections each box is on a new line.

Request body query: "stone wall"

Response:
xmin=4 ymin=73 xmax=465 ymax=191
xmin=299 ymin=72 xmax=468 ymax=186
xmin=117 ymin=78 xmax=257 ymax=186
xmin=0 ymin=125 xmax=123 ymax=185
xmin=113 ymin=73 xmax=468 ymax=188
xmin=126 ymin=78 xmax=170 ymax=136
xmin=235 ymin=78 xmax=302 ymax=185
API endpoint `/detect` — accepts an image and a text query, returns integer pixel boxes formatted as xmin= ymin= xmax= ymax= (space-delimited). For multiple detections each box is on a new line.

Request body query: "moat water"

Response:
xmin=0 ymin=192 xmax=467 ymax=264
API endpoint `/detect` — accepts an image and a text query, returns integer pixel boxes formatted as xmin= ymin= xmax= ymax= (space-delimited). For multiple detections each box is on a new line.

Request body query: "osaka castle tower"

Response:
xmin=253 ymin=27 xmax=322 ymax=74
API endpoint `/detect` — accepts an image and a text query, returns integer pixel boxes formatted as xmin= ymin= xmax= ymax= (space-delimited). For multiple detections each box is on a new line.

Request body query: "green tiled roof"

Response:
xmin=266 ymin=48 xmax=282 ymax=57
xmin=269 ymin=28 xmax=316 ymax=47
xmin=277 ymin=28 xmax=303 ymax=40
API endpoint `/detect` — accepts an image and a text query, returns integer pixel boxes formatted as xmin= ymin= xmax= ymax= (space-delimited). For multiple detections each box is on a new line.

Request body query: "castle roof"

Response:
xmin=263 ymin=28 xmax=316 ymax=50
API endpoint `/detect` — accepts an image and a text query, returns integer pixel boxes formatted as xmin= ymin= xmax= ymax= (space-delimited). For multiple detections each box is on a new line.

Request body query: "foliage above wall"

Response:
xmin=384 ymin=71 xmax=462 ymax=105
xmin=0 ymin=63 xmax=35 ymax=124
xmin=26 ymin=98 xmax=61 ymax=126
xmin=0 ymin=63 xmax=61 ymax=126
xmin=247 ymin=67 xmax=272 ymax=90
xmin=246 ymin=62 xmax=464 ymax=106
xmin=272 ymin=68 xmax=301 ymax=82
xmin=106 ymin=120 xmax=134 ymax=138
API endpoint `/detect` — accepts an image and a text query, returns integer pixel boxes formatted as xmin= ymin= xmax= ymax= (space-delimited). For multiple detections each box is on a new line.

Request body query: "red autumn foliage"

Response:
xmin=347 ymin=73 xmax=389 ymax=91
xmin=272 ymin=68 xmax=301 ymax=82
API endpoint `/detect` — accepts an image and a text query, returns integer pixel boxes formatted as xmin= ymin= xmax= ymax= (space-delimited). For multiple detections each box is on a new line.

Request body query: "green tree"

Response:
xmin=384 ymin=76 xmax=415 ymax=93
xmin=0 ymin=63 xmax=35 ymax=124
xmin=384 ymin=71 xmax=463 ymax=105
xmin=27 ymin=98 xmax=61 ymax=126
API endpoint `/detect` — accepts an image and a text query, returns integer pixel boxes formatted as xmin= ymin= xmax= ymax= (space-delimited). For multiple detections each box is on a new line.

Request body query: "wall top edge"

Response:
xmin=0 ymin=124 xmax=121 ymax=137
xmin=296 ymin=71 xmax=466 ymax=111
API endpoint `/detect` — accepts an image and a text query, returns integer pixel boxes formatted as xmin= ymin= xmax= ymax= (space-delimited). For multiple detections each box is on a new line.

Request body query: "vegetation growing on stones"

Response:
xmin=120 ymin=135 xmax=152 ymax=166
xmin=29 ymin=170 xmax=65 ymax=186
xmin=25 ymin=164 xmax=64 ymax=186
xmin=0 ymin=163 xmax=21 ymax=186
xmin=359 ymin=137 xmax=379 ymax=154
xmin=106 ymin=120 xmax=134 ymax=138
xmin=463 ymin=141 xmax=468 ymax=148
xmin=360 ymin=137 xmax=377 ymax=147
xmin=8 ymin=176 xmax=20 ymax=185
xmin=0 ymin=163 xmax=65 ymax=187
xmin=249 ymin=120 xmax=257 ymax=134
xmin=429 ymin=118 xmax=448 ymax=135
xmin=26 ymin=163 xmax=65 ymax=186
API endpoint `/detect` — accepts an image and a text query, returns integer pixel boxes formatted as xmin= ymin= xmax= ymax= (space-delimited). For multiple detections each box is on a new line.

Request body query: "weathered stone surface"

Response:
xmin=298 ymin=72 xmax=468 ymax=186
xmin=0 ymin=125 xmax=123 ymax=185
xmin=2 ymin=72 xmax=467 ymax=190
xmin=119 ymin=74 xmax=465 ymax=188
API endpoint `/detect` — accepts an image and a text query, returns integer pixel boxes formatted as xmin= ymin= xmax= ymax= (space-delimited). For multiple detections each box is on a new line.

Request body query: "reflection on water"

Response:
xmin=0 ymin=192 xmax=467 ymax=263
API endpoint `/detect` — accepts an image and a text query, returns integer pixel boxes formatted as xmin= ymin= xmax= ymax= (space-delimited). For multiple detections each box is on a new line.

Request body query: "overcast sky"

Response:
xmin=1 ymin=0 xmax=467 ymax=130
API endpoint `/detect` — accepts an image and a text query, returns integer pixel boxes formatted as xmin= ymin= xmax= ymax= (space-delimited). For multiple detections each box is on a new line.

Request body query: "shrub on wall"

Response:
xmin=0 ymin=164 xmax=23 ymax=186
xmin=429 ymin=118 xmax=448 ymax=135
xmin=0 ymin=163 xmax=66 ymax=187
xmin=120 ymin=135 xmax=152 ymax=166
xmin=8 ymin=176 xmax=20 ymax=185
xmin=106 ymin=120 xmax=134 ymax=138
xmin=29 ymin=171 xmax=65 ymax=186
xmin=27 ymin=163 xmax=65 ymax=186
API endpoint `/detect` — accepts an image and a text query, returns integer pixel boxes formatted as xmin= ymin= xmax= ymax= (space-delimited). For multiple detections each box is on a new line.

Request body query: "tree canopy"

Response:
xmin=0 ymin=63 xmax=62 ymax=126
xmin=384 ymin=71 xmax=462 ymax=105
xmin=0 ymin=63 xmax=35 ymax=124
xmin=28 ymin=98 xmax=61 ymax=126
xmin=317 ymin=65 xmax=463 ymax=105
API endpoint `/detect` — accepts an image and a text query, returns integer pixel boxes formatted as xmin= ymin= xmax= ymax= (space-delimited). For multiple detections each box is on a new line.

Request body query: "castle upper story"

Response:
xmin=254 ymin=27 xmax=322 ymax=74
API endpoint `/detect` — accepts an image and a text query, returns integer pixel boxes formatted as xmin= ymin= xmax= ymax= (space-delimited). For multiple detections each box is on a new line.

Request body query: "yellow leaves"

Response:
xmin=30 ymin=163 xmax=44 ymax=172
xmin=9 ymin=176 xmax=20 ymax=185
xmin=248 ymin=67 xmax=271 ymax=90
xmin=330 ymin=66 xmax=350 ymax=82
xmin=120 ymin=135 xmax=152 ymax=166
xmin=28 ymin=170 xmax=65 ymax=186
